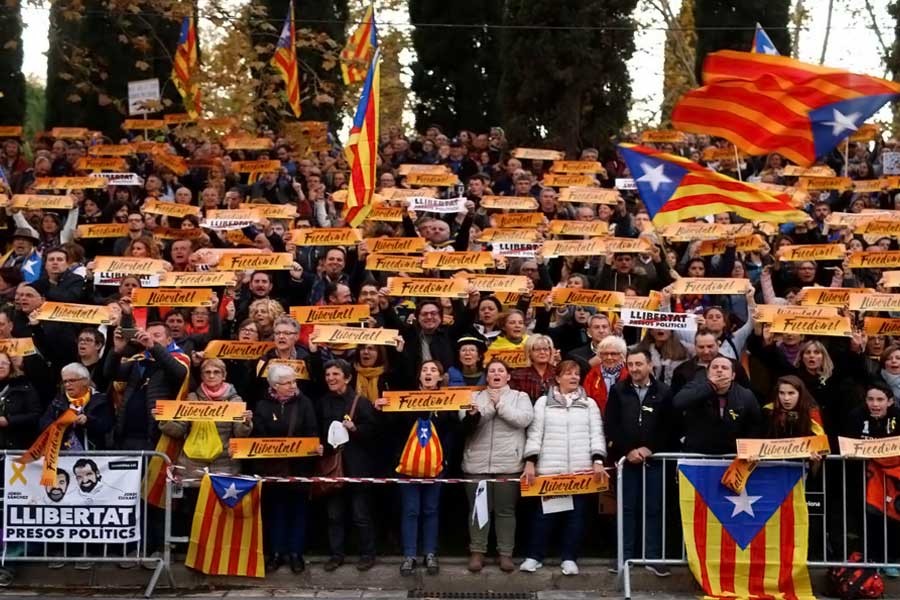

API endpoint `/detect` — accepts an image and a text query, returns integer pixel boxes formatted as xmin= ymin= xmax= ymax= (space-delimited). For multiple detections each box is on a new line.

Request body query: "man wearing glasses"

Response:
xmin=254 ymin=316 xmax=311 ymax=405
xmin=39 ymin=363 xmax=112 ymax=451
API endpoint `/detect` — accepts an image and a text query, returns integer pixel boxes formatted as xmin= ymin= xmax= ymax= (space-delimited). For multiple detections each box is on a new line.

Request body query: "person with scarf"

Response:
xmin=875 ymin=344 xmax=900 ymax=403
xmin=39 ymin=363 xmax=113 ymax=452
xmin=488 ymin=310 xmax=529 ymax=353
xmin=519 ymin=360 xmax=607 ymax=576
xmin=253 ymin=363 xmax=321 ymax=574
xmin=448 ymin=336 xmax=487 ymax=387
xmin=510 ymin=335 xmax=559 ymax=403
xmin=583 ymin=335 xmax=629 ymax=414
xmin=253 ymin=316 xmax=311 ymax=406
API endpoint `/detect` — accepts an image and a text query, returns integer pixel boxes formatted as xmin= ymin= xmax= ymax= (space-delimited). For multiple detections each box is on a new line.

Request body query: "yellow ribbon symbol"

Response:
xmin=9 ymin=462 xmax=26 ymax=485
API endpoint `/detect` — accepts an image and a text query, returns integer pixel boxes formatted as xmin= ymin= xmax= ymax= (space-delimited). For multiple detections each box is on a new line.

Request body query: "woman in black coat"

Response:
xmin=315 ymin=359 xmax=379 ymax=572
xmin=40 ymin=363 xmax=113 ymax=451
xmin=253 ymin=363 xmax=320 ymax=574
xmin=0 ymin=352 xmax=41 ymax=450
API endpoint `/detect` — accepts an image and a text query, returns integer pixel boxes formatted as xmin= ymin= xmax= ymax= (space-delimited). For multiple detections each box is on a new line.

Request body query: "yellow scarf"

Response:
xmin=355 ymin=365 xmax=384 ymax=402
xmin=67 ymin=390 xmax=91 ymax=411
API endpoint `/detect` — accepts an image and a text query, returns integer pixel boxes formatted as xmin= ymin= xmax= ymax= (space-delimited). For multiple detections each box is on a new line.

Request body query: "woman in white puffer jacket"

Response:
xmin=460 ymin=359 xmax=534 ymax=573
xmin=519 ymin=360 xmax=608 ymax=577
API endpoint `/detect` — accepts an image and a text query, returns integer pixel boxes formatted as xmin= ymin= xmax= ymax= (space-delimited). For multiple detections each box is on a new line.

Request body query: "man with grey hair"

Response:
xmin=254 ymin=316 xmax=310 ymax=408
xmin=39 ymin=362 xmax=112 ymax=451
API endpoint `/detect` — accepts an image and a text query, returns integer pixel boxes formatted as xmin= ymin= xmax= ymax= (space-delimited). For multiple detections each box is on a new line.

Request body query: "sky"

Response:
xmin=17 ymin=0 xmax=898 ymax=129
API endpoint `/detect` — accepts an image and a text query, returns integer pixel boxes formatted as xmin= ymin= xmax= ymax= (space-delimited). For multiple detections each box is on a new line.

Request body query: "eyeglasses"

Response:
xmin=202 ymin=369 xmax=224 ymax=376
xmin=62 ymin=378 xmax=87 ymax=385
xmin=599 ymin=351 xmax=623 ymax=357
xmin=274 ymin=330 xmax=297 ymax=337
xmin=532 ymin=347 xmax=551 ymax=353
xmin=239 ymin=326 xmax=257 ymax=333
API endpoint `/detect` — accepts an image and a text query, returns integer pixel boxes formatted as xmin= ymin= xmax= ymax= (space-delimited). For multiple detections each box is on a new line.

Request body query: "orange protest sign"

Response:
xmin=541 ymin=239 xmax=607 ymax=257
xmin=483 ymin=348 xmax=530 ymax=368
xmin=480 ymin=196 xmax=539 ymax=210
xmin=32 ymin=302 xmax=111 ymax=325
xmin=0 ymin=126 xmax=23 ymax=137
xmin=755 ymin=304 xmax=839 ymax=323
xmin=640 ymin=130 xmax=686 ymax=144
xmin=310 ymin=326 xmax=399 ymax=346
xmin=0 ymin=338 xmax=36 ymax=357
xmin=558 ymin=187 xmax=621 ymax=205
xmin=50 ymin=127 xmax=89 ymax=138
xmin=396 ymin=164 xmax=451 ymax=176
xmin=228 ymin=437 xmax=319 ymax=459
xmin=520 ymin=473 xmax=609 ymax=497
xmin=290 ymin=228 xmax=361 ymax=246
xmin=849 ymin=123 xmax=880 ymax=142
xmin=405 ymin=173 xmax=460 ymax=187
xmin=381 ymin=389 xmax=473 ymax=412
xmin=859 ymin=220 xmax=900 ymax=237
xmin=130 ymin=288 xmax=215 ymax=307
xmin=93 ymin=256 xmax=168 ymax=275
xmin=231 ymin=160 xmax=282 ymax=173
xmin=736 ymin=436 xmax=830 ymax=460
xmin=290 ymin=305 xmax=370 ymax=324
xmin=142 ymin=199 xmax=201 ymax=218
xmin=387 ymin=277 xmax=469 ymax=298
xmin=697 ymin=235 xmax=764 ymax=257
xmin=798 ymin=176 xmax=852 ymax=191
xmin=881 ymin=271 xmax=900 ymax=288
xmin=238 ymin=203 xmax=298 ymax=219
xmin=222 ymin=137 xmax=274 ymax=151
xmin=204 ymin=340 xmax=274 ymax=359
xmin=721 ymin=458 xmax=757 ymax=494
xmin=163 ymin=113 xmax=195 ymax=125
xmin=494 ymin=213 xmax=547 ymax=229
xmin=542 ymin=173 xmax=596 ymax=187
xmin=157 ymin=271 xmax=237 ymax=287
xmin=422 ymin=252 xmax=494 ymax=270
xmin=122 ymin=119 xmax=166 ymax=130
xmin=216 ymin=253 xmax=293 ymax=271
xmin=550 ymin=160 xmax=606 ymax=175
xmin=75 ymin=157 xmax=128 ymax=171
xmin=458 ymin=274 xmax=530 ymax=294
xmin=770 ymin=315 xmax=852 ymax=337
xmin=550 ymin=288 xmax=624 ymax=309
xmin=365 ymin=254 xmax=424 ymax=273
xmin=493 ymin=290 xmax=552 ymax=308
xmin=837 ymin=436 xmax=900 ymax=458
xmin=863 ymin=317 xmax=900 ymax=336
xmin=76 ymin=223 xmax=129 ymax=238
xmin=511 ymin=148 xmax=565 ymax=161
xmin=848 ymin=251 xmax=900 ymax=268
xmin=548 ymin=220 xmax=609 ymax=237
xmin=154 ymin=401 xmax=247 ymax=422
xmin=34 ymin=176 xmax=107 ymax=190
xmin=799 ymin=287 xmax=873 ymax=306
xmin=476 ymin=228 xmax=543 ymax=243
xmin=849 ymin=293 xmax=900 ymax=312
xmin=10 ymin=194 xmax=74 ymax=210
xmin=365 ymin=205 xmax=405 ymax=222
xmin=365 ymin=237 xmax=426 ymax=254
xmin=150 ymin=152 xmax=189 ymax=175
xmin=622 ymin=291 xmax=662 ymax=311
xmin=782 ymin=165 xmax=836 ymax=177
xmin=87 ymin=144 xmax=134 ymax=157
xmin=671 ymin=278 xmax=751 ymax=295
xmin=778 ymin=244 xmax=846 ymax=262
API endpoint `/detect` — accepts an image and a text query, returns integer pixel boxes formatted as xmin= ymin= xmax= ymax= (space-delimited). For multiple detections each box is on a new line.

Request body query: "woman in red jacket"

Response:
xmin=583 ymin=335 xmax=628 ymax=414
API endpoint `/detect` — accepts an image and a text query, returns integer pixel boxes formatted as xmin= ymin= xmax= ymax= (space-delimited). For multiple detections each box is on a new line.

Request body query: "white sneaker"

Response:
xmin=561 ymin=560 xmax=579 ymax=575
xmin=519 ymin=558 xmax=543 ymax=572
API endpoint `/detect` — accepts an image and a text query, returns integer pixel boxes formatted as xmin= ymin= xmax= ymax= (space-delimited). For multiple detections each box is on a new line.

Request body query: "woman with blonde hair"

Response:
xmin=509 ymin=334 xmax=559 ymax=403
xmin=123 ymin=235 xmax=162 ymax=259
xmin=489 ymin=310 xmax=529 ymax=352
xmin=249 ymin=298 xmax=286 ymax=340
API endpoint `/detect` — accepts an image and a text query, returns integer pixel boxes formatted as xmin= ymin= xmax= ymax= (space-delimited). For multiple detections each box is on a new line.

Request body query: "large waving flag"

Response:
xmin=672 ymin=50 xmax=900 ymax=166
xmin=751 ymin=23 xmax=778 ymax=55
xmin=618 ymin=144 xmax=808 ymax=225
xmin=171 ymin=17 xmax=201 ymax=118
xmin=342 ymin=49 xmax=380 ymax=227
xmin=679 ymin=460 xmax=815 ymax=600
xmin=340 ymin=5 xmax=378 ymax=85
xmin=271 ymin=0 xmax=301 ymax=118
xmin=185 ymin=474 xmax=265 ymax=577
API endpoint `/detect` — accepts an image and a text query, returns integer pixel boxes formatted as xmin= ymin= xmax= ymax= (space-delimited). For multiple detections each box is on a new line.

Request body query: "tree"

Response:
xmin=0 ymin=0 xmax=26 ymax=126
xmin=498 ymin=0 xmax=638 ymax=156
xmin=693 ymin=0 xmax=791 ymax=79
xmin=657 ymin=0 xmax=697 ymax=124
xmin=409 ymin=0 xmax=502 ymax=134
xmin=251 ymin=0 xmax=347 ymax=130
xmin=24 ymin=75 xmax=45 ymax=143
xmin=887 ymin=1 xmax=900 ymax=132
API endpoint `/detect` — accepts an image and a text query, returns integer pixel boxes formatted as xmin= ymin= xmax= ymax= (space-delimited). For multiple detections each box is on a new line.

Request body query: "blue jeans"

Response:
xmin=264 ymin=484 xmax=308 ymax=556
xmin=526 ymin=494 xmax=589 ymax=562
xmin=621 ymin=460 xmax=663 ymax=560
xmin=400 ymin=483 xmax=441 ymax=557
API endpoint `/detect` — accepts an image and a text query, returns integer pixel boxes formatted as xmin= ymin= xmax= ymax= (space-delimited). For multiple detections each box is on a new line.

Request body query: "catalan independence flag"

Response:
xmin=340 ymin=5 xmax=378 ymax=85
xmin=678 ymin=460 xmax=815 ymax=600
xmin=396 ymin=417 xmax=443 ymax=478
xmin=751 ymin=23 xmax=778 ymax=55
xmin=185 ymin=474 xmax=265 ymax=578
xmin=271 ymin=0 xmax=301 ymax=118
xmin=171 ymin=17 xmax=201 ymax=119
xmin=672 ymin=50 xmax=900 ymax=166
xmin=618 ymin=143 xmax=808 ymax=226
xmin=342 ymin=49 xmax=380 ymax=227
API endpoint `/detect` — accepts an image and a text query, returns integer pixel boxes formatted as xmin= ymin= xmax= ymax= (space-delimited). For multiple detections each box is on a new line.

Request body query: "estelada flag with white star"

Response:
xmin=750 ymin=23 xmax=778 ymax=55
xmin=678 ymin=460 xmax=815 ymax=600
xmin=185 ymin=474 xmax=264 ymax=577
xmin=672 ymin=50 xmax=900 ymax=166
xmin=618 ymin=143 xmax=809 ymax=226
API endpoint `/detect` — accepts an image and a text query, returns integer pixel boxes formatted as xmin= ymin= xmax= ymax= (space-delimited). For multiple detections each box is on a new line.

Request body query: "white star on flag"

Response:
xmin=726 ymin=487 xmax=762 ymax=517
xmin=760 ymin=43 xmax=777 ymax=55
xmin=636 ymin=162 xmax=672 ymax=192
xmin=222 ymin=482 xmax=239 ymax=500
xmin=22 ymin=256 xmax=39 ymax=277
xmin=418 ymin=426 xmax=430 ymax=443
xmin=823 ymin=108 xmax=861 ymax=136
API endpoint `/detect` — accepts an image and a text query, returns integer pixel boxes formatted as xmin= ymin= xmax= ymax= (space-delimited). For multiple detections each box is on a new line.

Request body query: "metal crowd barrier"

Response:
xmin=0 ymin=450 xmax=175 ymax=598
xmin=616 ymin=453 xmax=900 ymax=599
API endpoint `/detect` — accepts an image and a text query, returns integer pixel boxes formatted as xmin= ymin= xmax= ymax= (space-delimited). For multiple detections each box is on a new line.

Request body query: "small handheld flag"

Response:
xmin=618 ymin=143 xmax=808 ymax=225
xmin=185 ymin=474 xmax=265 ymax=577
xmin=751 ymin=23 xmax=778 ymax=55
xmin=271 ymin=0 xmax=302 ymax=118
xmin=21 ymin=249 xmax=42 ymax=283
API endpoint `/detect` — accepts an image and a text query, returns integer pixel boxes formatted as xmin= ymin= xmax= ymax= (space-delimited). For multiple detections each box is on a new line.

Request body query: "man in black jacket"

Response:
xmin=605 ymin=348 xmax=671 ymax=574
xmin=39 ymin=247 xmax=84 ymax=303
xmin=673 ymin=355 xmax=761 ymax=455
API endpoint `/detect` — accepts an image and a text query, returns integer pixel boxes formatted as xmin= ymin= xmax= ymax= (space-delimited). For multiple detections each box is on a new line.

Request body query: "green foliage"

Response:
xmin=0 ymin=0 xmax=26 ymax=126
xmin=24 ymin=75 xmax=45 ymax=142
xmin=888 ymin=1 xmax=900 ymax=134
xmin=498 ymin=0 xmax=637 ymax=155
xmin=693 ymin=0 xmax=791 ymax=78
xmin=409 ymin=0 xmax=502 ymax=134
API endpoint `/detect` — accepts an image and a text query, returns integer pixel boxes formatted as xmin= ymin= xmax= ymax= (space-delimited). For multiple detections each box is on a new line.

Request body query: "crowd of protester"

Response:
xmin=0 ymin=123 xmax=898 ymax=579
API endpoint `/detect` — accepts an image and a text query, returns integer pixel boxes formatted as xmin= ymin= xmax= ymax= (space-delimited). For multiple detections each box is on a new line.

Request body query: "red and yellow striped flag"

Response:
xmin=171 ymin=17 xmax=201 ymax=118
xmin=342 ymin=50 xmax=380 ymax=227
xmin=340 ymin=5 xmax=378 ymax=85
xmin=271 ymin=0 xmax=301 ymax=118
xmin=395 ymin=417 xmax=443 ymax=478
xmin=185 ymin=474 xmax=264 ymax=578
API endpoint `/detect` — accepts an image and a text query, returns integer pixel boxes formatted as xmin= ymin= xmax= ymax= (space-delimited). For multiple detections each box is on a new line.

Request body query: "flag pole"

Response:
xmin=733 ymin=145 xmax=743 ymax=181
xmin=843 ymin=137 xmax=850 ymax=177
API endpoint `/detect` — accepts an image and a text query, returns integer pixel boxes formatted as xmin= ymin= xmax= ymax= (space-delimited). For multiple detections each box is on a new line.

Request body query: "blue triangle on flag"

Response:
xmin=210 ymin=475 xmax=257 ymax=509
xmin=416 ymin=418 xmax=432 ymax=448
xmin=21 ymin=249 xmax=42 ymax=284
xmin=809 ymin=94 xmax=897 ymax=159
xmin=618 ymin=145 xmax=688 ymax=220
xmin=679 ymin=462 xmax=803 ymax=550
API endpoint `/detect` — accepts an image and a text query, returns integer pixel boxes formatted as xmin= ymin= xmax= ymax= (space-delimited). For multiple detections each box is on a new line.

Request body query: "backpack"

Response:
xmin=828 ymin=552 xmax=885 ymax=600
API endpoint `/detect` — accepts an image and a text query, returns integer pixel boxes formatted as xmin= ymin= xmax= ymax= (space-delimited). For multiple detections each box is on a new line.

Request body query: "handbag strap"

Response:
xmin=348 ymin=393 xmax=361 ymax=420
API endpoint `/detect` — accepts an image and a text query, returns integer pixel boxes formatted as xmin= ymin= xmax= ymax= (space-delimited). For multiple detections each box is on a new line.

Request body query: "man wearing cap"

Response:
xmin=2 ymin=228 xmax=39 ymax=270
xmin=442 ymin=138 xmax=478 ymax=184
